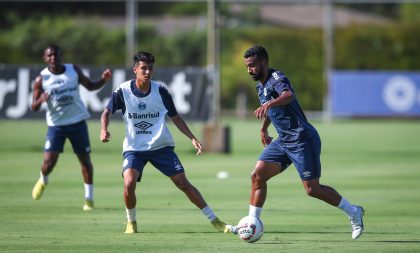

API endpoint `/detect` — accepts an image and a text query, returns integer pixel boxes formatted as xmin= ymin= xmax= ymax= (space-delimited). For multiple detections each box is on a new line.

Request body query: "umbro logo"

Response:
xmin=174 ymin=159 xmax=183 ymax=171
xmin=303 ymin=171 xmax=311 ymax=178
xmin=134 ymin=121 xmax=153 ymax=130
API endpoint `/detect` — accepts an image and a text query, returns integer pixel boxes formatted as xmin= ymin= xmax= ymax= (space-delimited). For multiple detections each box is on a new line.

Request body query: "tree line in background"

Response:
xmin=1 ymin=3 xmax=420 ymax=111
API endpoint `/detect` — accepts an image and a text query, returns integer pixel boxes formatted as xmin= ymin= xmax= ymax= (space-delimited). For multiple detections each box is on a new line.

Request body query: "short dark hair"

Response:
xmin=133 ymin=51 xmax=155 ymax=65
xmin=243 ymin=45 xmax=268 ymax=62
xmin=45 ymin=44 xmax=62 ymax=54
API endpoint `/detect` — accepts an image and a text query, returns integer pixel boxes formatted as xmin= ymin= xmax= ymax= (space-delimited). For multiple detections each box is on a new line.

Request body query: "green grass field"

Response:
xmin=0 ymin=119 xmax=419 ymax=253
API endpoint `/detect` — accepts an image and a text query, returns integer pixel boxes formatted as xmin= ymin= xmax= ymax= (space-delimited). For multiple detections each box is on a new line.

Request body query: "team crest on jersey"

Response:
xmin=263 ymin=88 xmax=268 ymax=97
xmin=138 ymin=102 xmax=146 ymax=110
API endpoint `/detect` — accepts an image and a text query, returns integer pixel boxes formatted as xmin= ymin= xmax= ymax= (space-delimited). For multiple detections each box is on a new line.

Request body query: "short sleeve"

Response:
xmin=273 ymin=77 xmax=291 ymax=95
xmin=158 ymin=85 xmax=178 ymax=117
xmin=106 ymin=86 xmax=126 ymax=114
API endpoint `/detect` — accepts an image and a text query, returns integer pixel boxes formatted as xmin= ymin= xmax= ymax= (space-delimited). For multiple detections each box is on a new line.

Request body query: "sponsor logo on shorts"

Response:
xmin=303 ymin=171 xmax=311 ymax=178
xmin=45 ymin=140 xmax=51 ymax=150
xmin=123 ymin=158 xmax=128 ymax=168
xmin=174 ymin=159 xmax=183 ymax=171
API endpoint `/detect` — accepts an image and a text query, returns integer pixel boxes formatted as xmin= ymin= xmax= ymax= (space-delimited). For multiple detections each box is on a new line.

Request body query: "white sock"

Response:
xmin=337 ymin=197 xmax=356 ymax=217
xmin=84 ymin=183 xmax=93 ymax=201
xmin=126 ymin=208 xmax=136 ymax=222
xmin=249 ymin=205 xmax=262 ymax=218
xmin=40 ymin=171 xmax=48 ymax=185
xmin=201 ymin=206 xmax=216 ymax=222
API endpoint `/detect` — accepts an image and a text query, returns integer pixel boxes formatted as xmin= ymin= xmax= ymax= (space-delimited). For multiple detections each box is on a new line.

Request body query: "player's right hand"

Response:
xmin=40 ymin=92 xmax=50 ymax=102
xmin=260 ymin=129 xmax=272 ymax=147
xmin=263 ymin=136 xmax=273 ymax=147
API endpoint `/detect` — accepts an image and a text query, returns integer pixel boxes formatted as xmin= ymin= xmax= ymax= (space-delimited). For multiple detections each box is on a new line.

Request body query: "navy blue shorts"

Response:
xmin=45 ymin=120 xmax=91 ymax=154
xmin=258 ymin=133 xmax=321 ymax=180
xmin=122 ymin=146 xmax=185 ymax=182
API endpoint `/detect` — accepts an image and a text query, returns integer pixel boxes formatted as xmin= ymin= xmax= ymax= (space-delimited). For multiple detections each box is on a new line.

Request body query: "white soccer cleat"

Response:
xmin=349 ymin=205 xmax=365 ymax=239
xmin=224 ymin=224 xmax=238 ymax=234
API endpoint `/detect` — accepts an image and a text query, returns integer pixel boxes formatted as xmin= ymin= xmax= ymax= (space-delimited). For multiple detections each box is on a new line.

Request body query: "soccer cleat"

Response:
xmin=224 ymin=224 xmax=238 ymax=234
xmin=125 ymin=221 xmax=138 ymax=234
xmin=32 ymin=179 xmax=46 ymax=200
xmin=82 ymin=199 xmax=94 ymax=211
xmin=349 ymin=205 xmax=365 ymax=239
xmin=211 ymin=217 xmax=227 ymax=232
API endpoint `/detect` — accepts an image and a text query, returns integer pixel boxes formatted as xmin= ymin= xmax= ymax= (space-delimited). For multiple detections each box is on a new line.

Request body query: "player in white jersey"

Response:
xmin=100 ymin=51 xmax=226 ymax=233
xmin=31 ymin=44 xmax=112 ymax=211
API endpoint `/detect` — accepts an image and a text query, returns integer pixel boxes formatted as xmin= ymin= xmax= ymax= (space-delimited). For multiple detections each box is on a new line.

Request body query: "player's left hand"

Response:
xmin=101 ymin=68 xmax=112 ymax=81
xmin=192 ymin=138 xmax=203 ymax=155
xmin=254 ymin=103 xmax=270 ymax=119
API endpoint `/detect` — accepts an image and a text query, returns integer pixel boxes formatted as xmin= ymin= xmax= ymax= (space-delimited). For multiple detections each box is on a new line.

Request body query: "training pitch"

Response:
xmin=0 ymin=119 xmax=419 ymax=253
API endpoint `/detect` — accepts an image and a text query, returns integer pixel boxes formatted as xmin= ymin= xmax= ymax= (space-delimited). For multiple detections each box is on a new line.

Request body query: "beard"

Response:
xmin=250 ymin=71 xmax=262 ymax=81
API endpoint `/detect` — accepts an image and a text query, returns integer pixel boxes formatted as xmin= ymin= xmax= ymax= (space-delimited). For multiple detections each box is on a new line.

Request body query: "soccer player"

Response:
xmin=100 ymin=51 xmax=226 ymax=233
xmin=224 ymin=45 xmax=365 ymax=240
xmin=31 ymin=44 xmax=112 ymax=211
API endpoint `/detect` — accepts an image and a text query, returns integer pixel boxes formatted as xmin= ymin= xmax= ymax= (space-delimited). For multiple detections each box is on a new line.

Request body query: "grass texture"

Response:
xmin=0 ymin=119 xmax=419 ymax=253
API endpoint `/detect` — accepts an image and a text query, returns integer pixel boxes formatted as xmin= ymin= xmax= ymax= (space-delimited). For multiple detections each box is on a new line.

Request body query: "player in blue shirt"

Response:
xmin=100 ymin=51 xmax=226 ymax=233
xmin=225 ymin=45 xmax=365 ymax=240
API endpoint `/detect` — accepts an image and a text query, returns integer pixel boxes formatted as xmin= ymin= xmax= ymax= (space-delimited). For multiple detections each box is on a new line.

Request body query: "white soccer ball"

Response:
xmin=217 ymin=171 xmax=229 ymax=179
xmin=237 ymin=216 xmax=264 ymax=243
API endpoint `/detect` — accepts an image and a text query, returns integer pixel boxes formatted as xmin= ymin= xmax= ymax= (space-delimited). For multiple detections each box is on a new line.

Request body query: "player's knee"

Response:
xmin=251 ymin=170 xmax=265 ymax=185
xmin=124 ymin=181 xmax=136 ymax=193
xmin=305 ymin=185 xmax=320 ymax=198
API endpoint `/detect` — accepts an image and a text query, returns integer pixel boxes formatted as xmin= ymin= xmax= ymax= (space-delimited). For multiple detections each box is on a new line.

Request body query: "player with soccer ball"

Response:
xmin=224 ymin=46 xmax=365 ymax=241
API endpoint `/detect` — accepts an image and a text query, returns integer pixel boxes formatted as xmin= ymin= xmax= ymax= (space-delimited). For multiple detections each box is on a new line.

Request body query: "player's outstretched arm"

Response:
xmin=100 ymin=108 xmax=112 ymax=142
xmin=170 ymin=114 xmax=203 ymax=155
xmin=75 ymin=65 xmax=112 ymax=91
